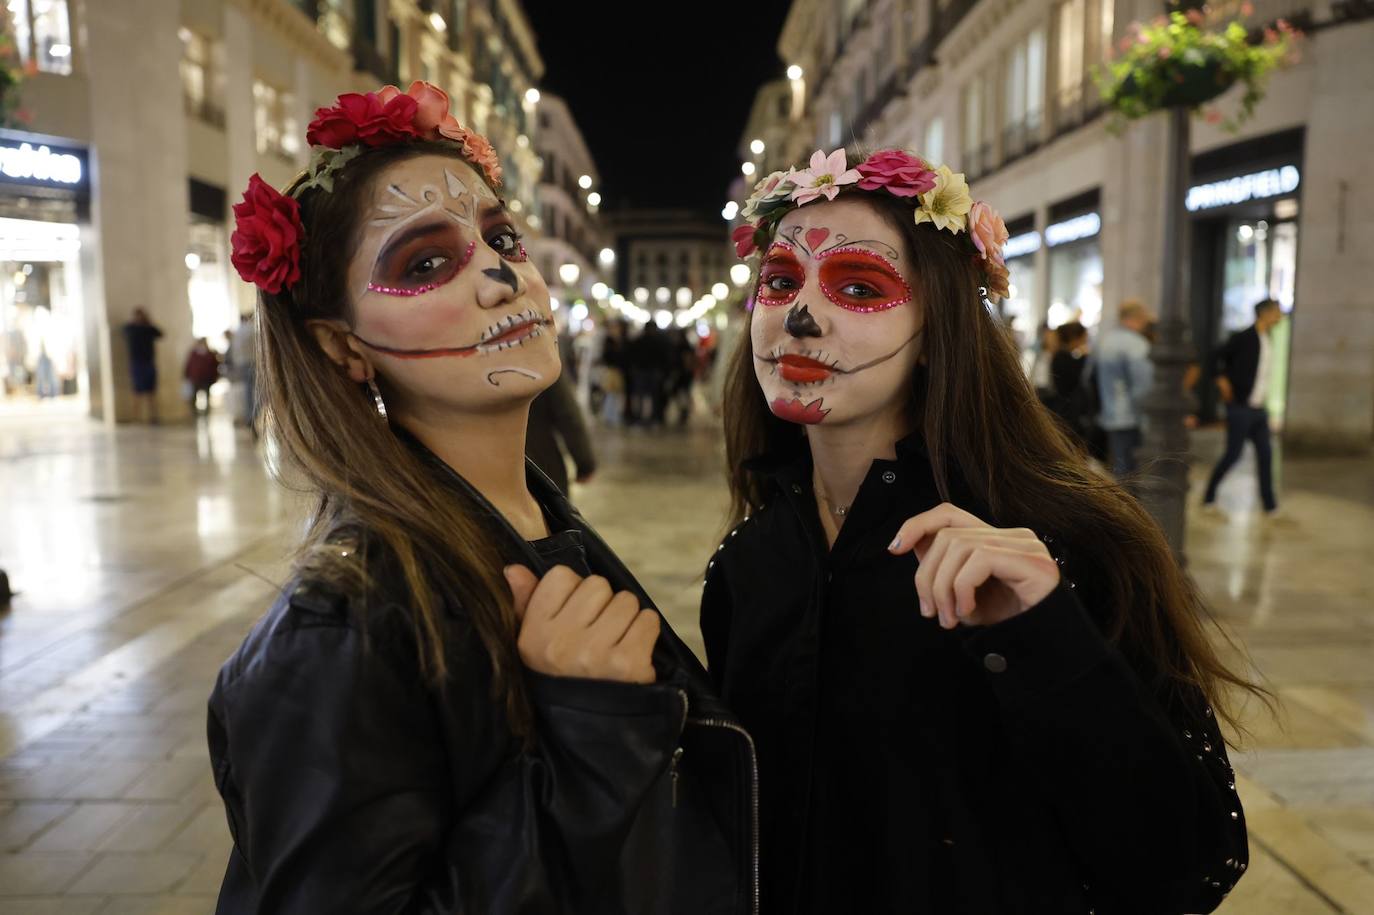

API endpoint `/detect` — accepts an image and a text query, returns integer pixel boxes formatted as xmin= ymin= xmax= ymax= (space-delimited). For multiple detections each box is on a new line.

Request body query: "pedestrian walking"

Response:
xmin=122 ymin=307 xmax=163 ymax=423
xmin=1095 ymin=299 xmax=1155 ymax=477
xmin=704 ymin=146 xmax=1258 ymax=914
xmin=1202 ymin=298 xmax=1286 ymax=519
xmin=596 ymin=319 xmax=628 ymax=425
xmin=526 ymin=371 xmax=596 ymax=492
xmin=1048 ymin=321 xmax=1103 ymax=457
xmin=229 ymin=312 xmax=259 ymax=436
xmin=210 ymin=81 xmax=754 ymax=913
xmin=183 ymin=337 xmax=221 ymax=416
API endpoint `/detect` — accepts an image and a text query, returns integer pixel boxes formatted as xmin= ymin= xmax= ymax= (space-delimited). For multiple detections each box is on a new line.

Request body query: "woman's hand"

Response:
xmin=504 ymin=565 xmax=661 ymax=683
xmin=887 ymin=503 xmax=1060 ymax=629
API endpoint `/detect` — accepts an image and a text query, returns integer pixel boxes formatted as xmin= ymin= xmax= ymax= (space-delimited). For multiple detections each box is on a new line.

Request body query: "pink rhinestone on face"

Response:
xmin=815 ymin=246 xmax=913 ymax=314
xmin=367 ymin=241 xmax=475 ymax=298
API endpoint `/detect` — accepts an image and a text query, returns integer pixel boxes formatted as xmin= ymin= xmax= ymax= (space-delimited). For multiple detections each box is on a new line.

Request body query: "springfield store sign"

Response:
xmin=0 ymin=140 xmax=85 ymax=187
xmin=1185 ymin=166 xmax=1300 ymax=213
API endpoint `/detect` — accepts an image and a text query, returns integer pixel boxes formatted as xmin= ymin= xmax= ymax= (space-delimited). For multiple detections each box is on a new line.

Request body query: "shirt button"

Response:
xmin=983 ymin=653 xmax=1008 ymax=673
xmin=791 ymin=484 xmax=803 ymax=495
xmin=882 ymin=471 xmax=897 ymax=483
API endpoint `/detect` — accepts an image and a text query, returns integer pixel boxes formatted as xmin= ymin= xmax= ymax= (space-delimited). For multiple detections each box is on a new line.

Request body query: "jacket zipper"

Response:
xmin=688 ymin=715 xmax=761 ymax=915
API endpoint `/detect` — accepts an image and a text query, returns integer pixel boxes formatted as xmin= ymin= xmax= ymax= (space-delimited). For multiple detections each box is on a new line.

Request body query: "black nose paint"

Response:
xmin=784 ymin=304 xmax=823 ymax=338
xmin=483 ymin=260 xmax=520 ymax=295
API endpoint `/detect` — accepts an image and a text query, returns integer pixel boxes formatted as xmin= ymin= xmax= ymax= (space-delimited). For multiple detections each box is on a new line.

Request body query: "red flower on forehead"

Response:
xmin=306 ymin=92 xmax=420 ymax=149
xmin=231 ymin=174 xmax=304 ymax=294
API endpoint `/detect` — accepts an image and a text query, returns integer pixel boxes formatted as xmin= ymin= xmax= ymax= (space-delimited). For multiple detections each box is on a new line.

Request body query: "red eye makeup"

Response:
xmin=369 ymin=219 xmax=476 ymax=297
xmin=756 ymin=243 xmax=804 ymax=308
xmin=817 ymin=248 xmax=912 ymax=313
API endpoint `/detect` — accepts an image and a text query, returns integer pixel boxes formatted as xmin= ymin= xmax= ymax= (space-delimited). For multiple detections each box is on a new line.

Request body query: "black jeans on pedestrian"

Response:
xmin=1204 ymin=403 xmax=1277 ymax=512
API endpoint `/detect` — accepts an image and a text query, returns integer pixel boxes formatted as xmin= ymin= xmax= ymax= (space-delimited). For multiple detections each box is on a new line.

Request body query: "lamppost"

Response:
xmin=1135 ymin=105 xmax=1195 ymax=557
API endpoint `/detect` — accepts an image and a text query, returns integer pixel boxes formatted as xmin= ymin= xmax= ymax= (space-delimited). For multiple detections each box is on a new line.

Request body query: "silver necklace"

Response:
xmin=813 ymin=475 xmax=850 ymax=517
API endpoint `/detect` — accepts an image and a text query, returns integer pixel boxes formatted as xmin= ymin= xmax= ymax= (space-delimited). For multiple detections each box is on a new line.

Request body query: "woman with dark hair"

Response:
xmin=705 ymin=149 xmax=1264 ymax=914
xmin=208 ymin=82 xmax=755 ymax=913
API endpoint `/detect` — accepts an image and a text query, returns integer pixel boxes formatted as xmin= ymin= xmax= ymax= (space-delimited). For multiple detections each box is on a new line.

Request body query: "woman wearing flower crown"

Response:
xmin=207 ymin=82 xmax=756 ymax=913
xmin=702 ymin=148 xmax=1262 ymax=913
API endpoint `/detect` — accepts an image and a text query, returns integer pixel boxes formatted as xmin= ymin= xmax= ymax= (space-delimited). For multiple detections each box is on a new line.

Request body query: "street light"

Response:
xmin=578 ymin=175 xmax=593 ymax=190
xmin=722 ymin=201 xmax=739 ymax=221
xmin=730 ymin=263 xmax=752 ymax=286
xmin=787 ymin=65 xmax=804 ymax=81
xmin=429 ymin=12 xmax=447 ymax=31
xmin=712 ymin=282 xmax=729 ymax=299
xmin=750 ymin=139 xmax=765 ymax=156
xmin=741 ymin=162 xmax=756 ymax=177
xmin=634 ymin=287 xmax=649 ymax=304
xmin=599 ymin=247 xmax=616 ymax=266
xmin=654 ymin=310 xmax=673 ymax=329
xmin=525 ymin=88 xmax=541 ymax=105
xmin=676 ymin=287 xmax=692 ymax=307
xmin=655 ymin=287 xmax=671 ymax=304
xmin=587 ymin=192 xmax=601 ymax=207
xmin=590 ymin=282 xmax=608 ymax=299
xmin=570 ymin=302 xmax=590 ymax=323
xmin=559 ymin=263 xmax=580 ymax=285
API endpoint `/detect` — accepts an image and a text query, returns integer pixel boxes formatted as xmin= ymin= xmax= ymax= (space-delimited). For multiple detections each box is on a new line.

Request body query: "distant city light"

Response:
xmin=184 ymin=253 xmax=201 ymax=270
xmin=655 ymin=287 xmax=671 ymax=304
xmin=654 ymin=310 xmax=673 ymax=329
xmin=516 ymin=134 xmax=529 ymax=148
xmin=722 ymin=201 xmax=739 ymax=221
xmin=550 ymin=297 xmax=561 ymax=311
xmin=676 ymin=287 xmax=692 ymax=307
xmin=570 ymin=302 xmax=590 ymax=323
xmin=578 ymin=175 xmax=593 ymax=190
xmin=787 ymin=65 xmax=804 ymax=81
xmin=741 ymin=162 xmax=756 ymax=176
xmin=712 ymin=282 xmax=729 ymax=299
xmin=587 ymin=192 xmax=602 ymax=207
xmin=590 ymin=282 xmax=609 ymax=299
xmin=634 ymin=287 xmax=650 ymax=304
xmin=599 ymin=247 xmax=616 ymax=266
xmin=428 ymin=12 xmax=447 ymax=31
xmin=750 ymin=139 xmax=765 ymax=156
xmin=730 ymin=263 xmax=752 ymax=286
xmin=559 ymin=263 xmax=581 ymax=285
xmin=696 ymin=320 xmax=712 ymax=338
xmin=525 ymin=88 xmax=541 ymax=105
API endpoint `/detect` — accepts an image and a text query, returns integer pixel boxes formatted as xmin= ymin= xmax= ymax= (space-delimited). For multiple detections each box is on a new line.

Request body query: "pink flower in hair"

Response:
xmin=856 ymin=149 xmax=937 ymax=197
xmin=968 ymin=201 xmax=1009 ymax=265
xmin=378 ymin=80 xmax=452 ymax=136
xmin=789 ymin=149 xmax=862 ymax=205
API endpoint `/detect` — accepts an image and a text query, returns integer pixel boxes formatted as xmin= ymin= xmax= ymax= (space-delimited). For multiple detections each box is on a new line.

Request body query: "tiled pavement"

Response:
xmin=0 ymin=410 xmax=1371 ymax=913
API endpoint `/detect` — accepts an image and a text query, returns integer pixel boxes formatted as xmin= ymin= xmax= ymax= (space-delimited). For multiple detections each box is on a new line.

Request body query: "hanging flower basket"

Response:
xmin=1096 ymin=0 xmax=1301 ymax=132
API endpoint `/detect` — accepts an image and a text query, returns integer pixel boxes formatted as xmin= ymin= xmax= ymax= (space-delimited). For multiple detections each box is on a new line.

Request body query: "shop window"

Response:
xmin=254 ymin=79 xmax=300 ymax=161
xmin=960 ymin=77 xmax=989 ymax=178
xmin=1002 ymin=28 xmax=1045 ymax=159
xmin=179 ymin=28 xmax=226 ymax=128
xmin=9 ymin=0 xmax=73 ymax=75
xmin=923 ymin=117 xmax=944 ymax=163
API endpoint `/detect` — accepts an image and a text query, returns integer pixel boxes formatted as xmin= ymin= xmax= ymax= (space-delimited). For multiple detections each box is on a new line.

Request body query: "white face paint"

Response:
xmin=750 ymin=197 xmax=925 ymax=427
xmin=344 ymin=155 xmax=559 ymax=414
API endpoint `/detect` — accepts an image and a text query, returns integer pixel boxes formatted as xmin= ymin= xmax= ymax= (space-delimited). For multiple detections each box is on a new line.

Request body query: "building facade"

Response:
xmin=738 ymin=0 xmax=1374 ymax=451
xmin=3 ymin=0 xmax=546 ymax=423
xmin=528 ymin=91 xmax=606 ymax=309
xmin=604 ymin=209 xmax=732 ymax=316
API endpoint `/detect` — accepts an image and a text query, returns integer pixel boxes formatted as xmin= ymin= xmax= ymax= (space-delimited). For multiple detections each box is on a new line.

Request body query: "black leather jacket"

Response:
xmin=207 ymin=447 xmax=757 ymax=914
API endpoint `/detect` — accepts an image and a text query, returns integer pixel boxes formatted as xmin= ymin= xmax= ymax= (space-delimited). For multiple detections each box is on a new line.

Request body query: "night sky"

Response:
xmin=521 ymin=1 xmax=791 ymax=217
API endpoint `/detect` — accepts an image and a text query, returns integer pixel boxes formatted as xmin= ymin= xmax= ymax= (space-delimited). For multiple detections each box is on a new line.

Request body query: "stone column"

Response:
xmin=82 ymin=0 xmax=192 ymax=423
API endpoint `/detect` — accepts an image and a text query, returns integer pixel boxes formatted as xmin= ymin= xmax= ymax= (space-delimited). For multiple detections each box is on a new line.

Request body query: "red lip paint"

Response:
xmin=777 ymin=354 xmax=833 ymax=384
xmin=770 ymin=396 xmax=830 ymax=424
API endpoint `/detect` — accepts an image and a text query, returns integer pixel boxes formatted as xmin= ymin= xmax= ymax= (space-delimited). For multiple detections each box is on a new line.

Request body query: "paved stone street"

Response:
xmin=0 ymin=412 xmax=1371 ymax=913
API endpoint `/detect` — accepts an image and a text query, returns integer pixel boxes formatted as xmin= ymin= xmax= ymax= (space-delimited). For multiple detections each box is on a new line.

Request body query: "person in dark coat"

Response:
xmin=1202 ymin=298 xmax=1285 ymax=519
xmin=705 ymin=150 xmax=1263 ymax=914
xmin=526 ymin=371 xmax=596 ymax=492
xmin=209 ymin=90 xmax=756 ymax=913
xmin=183 ymin=337 xmax=221 ymax=415
xmin=122 ymin=307 xmax=163 ymax=422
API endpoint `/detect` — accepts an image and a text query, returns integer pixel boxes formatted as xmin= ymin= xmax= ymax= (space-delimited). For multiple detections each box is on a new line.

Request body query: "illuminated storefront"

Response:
xmin=0 ymin=129 xmax=90 ymax=411
xmin=1044 ymin=189 xmax=1103 ymax=330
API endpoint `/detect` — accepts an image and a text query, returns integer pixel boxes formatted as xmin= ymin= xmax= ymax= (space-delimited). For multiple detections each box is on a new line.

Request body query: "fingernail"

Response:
xmin=919 ymin=598 xmax=930 ymax=617
xmin=888 ymin=536 xmax=902 ymax=552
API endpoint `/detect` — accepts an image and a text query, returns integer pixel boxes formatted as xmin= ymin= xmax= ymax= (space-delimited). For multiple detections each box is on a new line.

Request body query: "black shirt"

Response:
xmin=123 ymin=323 xmax=163 ymax=364
xmin=701 ymin=435 xmax=1247 ymax=914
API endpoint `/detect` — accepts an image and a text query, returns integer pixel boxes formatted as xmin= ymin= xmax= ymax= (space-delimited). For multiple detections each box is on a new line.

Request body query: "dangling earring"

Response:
xmin=367 ymin=378 xmax=388 ymax=418
xmin=978 ymin=285 xmax=994 ymax=312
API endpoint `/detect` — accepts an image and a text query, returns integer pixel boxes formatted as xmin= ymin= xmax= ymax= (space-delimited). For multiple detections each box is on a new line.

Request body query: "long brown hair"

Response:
xmin=256 ymin=141 xmax=529 ymax=734
xmin=722 ymin=191 xmax=1267 ymax=739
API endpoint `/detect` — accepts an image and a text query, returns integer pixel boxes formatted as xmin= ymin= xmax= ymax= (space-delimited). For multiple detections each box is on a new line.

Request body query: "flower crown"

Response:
xmin=732 ymin=148 xmax=1011 ymax=300
xmin=230 ymin=81 xmax=503 ymax=295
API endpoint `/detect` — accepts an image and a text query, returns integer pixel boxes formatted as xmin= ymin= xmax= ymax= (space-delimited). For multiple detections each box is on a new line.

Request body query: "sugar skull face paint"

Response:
xmin=751 ymin=197 xmax=924 ymax=427
xmin=342 ymin=155 xmax=558 ymax=415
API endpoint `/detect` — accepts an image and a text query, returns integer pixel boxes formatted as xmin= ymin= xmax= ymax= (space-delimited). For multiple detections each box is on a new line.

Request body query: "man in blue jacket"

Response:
xmin=1095 ymin=299 xmax=1155 ymax=478
xmin=1201 ymin=298 xmax=1284 ymax=518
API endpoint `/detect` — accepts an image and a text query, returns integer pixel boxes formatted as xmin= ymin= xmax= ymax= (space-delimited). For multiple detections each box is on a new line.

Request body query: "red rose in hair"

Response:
xmin=856 ymin=149 xmax=937 ymax=197
xmin=733 ymin=223 xmax=761 ymax=258
xmin=306 ymin=92 xmax=420 ymax=149
xmin=231 ymin=174 xmax=304 ymax=294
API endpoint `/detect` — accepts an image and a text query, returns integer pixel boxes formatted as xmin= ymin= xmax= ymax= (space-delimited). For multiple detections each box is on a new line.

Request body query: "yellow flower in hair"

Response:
xmin=914 ymin=165 xmax=973 ymax=234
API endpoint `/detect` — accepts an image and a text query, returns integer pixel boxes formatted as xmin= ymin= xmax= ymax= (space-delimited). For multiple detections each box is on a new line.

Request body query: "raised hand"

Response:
xmin=504 ymin=565 xmax=661 ymax=683
xmin=887 ymin=503 xmax=1060 ymax=630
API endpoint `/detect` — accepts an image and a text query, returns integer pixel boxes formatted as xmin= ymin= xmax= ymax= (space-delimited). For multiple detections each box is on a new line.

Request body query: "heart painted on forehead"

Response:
xmin=805 ymin=227 xmax=830 ymax=251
